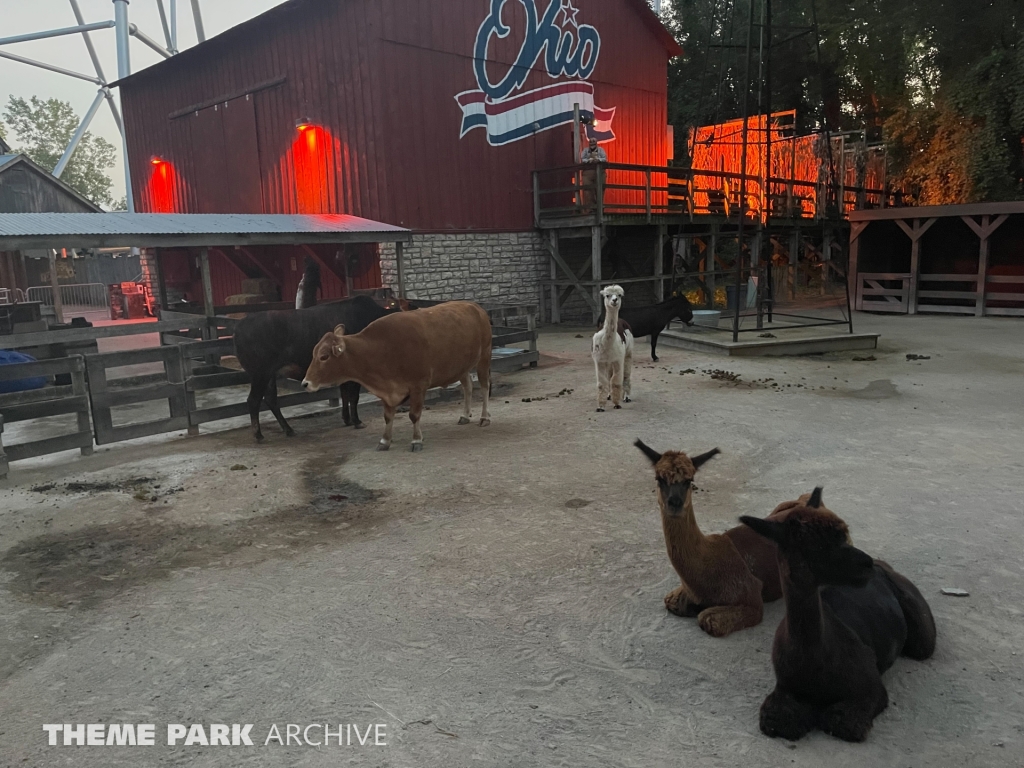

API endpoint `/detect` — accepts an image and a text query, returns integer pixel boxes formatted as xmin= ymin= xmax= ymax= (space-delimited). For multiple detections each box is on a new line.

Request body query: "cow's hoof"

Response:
xmin=596 ymin=407 xmax=605 ymax=412
xmin=410 ymin=442 xmax=424 ymax=452
xmin=354 ymin=422 xmax=366 ymax=430
xmin=376 ymin=442 xmax=390 ymax=452
xmin=652 ymin=356 xmax=659 ymax=362
xmin=624 ymin=396 xmax=632 ymax=403
xmin=285 ymin=429 xmax=297 ymax=438
xmin=254 ymin=433 xmax=264 ymax=443
xmin=458 ymin=416 xmax=471 ymax=425
xmin=479 ymin=417 xmax=491 ymax=427
xmin=614 ymin=404 xmax=622 ymax=409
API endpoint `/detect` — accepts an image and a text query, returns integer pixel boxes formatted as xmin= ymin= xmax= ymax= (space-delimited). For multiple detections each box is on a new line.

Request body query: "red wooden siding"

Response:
xmin=122 ymin=0 xmax=674 ymax=231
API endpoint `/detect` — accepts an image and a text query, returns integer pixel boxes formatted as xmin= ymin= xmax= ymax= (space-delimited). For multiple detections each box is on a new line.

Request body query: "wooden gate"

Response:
xmin=180 ymin=338 xmax=342 ymax=427
xmin=856 ymin=273 xmax=910 ymax=313
xmin=0 ymin=356 xmax=93 ymax=478
xmin=85 ymin=346 xmax=191 ymax=445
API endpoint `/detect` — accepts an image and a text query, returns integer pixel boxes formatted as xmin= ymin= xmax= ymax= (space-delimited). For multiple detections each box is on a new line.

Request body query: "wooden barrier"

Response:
xmin=85 ymin=345 xmax=191 ymax=445
xmin=179 ymin=338 xmax=342 ymax=427
xmin=0 ymin=301 xmax=539 ymax=476
xmin=856 ymin=273 xmax=910 ymax=313
xmin=0 ymin=356 xmax=93 ymax=478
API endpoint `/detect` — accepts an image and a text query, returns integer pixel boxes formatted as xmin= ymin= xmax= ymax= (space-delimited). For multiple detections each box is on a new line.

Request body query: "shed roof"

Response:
xmin=0 ymin=135 xmax=11 ymax=154
xmin=0 ymin=154 xmax=103 ymax=213
xmin=0 ymin=212 xmax=412 ymax=250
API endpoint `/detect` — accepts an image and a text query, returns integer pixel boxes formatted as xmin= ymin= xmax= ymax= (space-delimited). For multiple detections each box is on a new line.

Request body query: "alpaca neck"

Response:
xmin=779 ymin=558 xmax=824 ymax=645
xmin=660 ymin=494 xmax=708 ymax=582
xmin=602 ymin=303 xmax=620 ymax=335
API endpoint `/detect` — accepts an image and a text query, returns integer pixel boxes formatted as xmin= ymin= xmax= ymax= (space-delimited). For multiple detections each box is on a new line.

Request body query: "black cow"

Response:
xmin=234 ymin=288 xmax=407 ymax=441
xmin=598 ymin=294 xmax=694 ymax=361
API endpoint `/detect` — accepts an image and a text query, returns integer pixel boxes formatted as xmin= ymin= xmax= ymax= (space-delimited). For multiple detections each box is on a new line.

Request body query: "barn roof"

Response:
xmin=0 ymin=153 xmax=103 ymax=213
xmin=114 ymin=0 xmax=681 ymax=87
xmin=0 ymin=212 xmax=412 ymax=250
xmin=0 ymin=134 xmax=11 ymax=154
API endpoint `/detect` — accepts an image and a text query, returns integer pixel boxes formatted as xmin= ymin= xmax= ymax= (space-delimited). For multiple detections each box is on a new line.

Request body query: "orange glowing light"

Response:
xmin=289 ymin=124 xmax=342 ymax=214
xmin=146 ymin=157 xmax=181 ymax=213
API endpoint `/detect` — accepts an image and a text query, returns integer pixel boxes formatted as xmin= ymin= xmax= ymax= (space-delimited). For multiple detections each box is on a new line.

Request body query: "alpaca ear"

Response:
xmin=634 ymin=439 xmax=662 ymax=465
xmin=739 ymin=515 xmax=787 ymax=543
xmin=691 ymin=448 xmax=721 ymax=470
xmin=807 ymin=486 xmax=824 ymax=509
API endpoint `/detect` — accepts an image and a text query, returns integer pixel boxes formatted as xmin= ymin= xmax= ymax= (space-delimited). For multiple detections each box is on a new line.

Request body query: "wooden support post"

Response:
xmin=895 ymin=218 xmax=936 ymax=315
xmin=820 ymin=226 xmax=831 ymax=297
xmin=976 ymin=217 xmax=989 ymax=318
xmin=654 ymin=224 xmax=666 ymax=302
xmin=0 ymin=415 xmax=8 ymax=480
xmin=199 ymin=247 xmax=215 ymax=318
xmin=849 ymin=221 xmax=867 ymax=311
xmin=549 ymin=230 xmax=561 ymax=324
xmin=339 ymin=249 xmax=353 ymax=297
xmin=395 ymin=241 xmax=406 ymax=298
xmin=788 ymin=229 xmax=799 ymax=300
xmin=962 ymin=214 xmax=1007 ymax=317
xmin=591 ymin=224 xmax=603 ymax=323
xmin=72 ymin=361 xmax=93 ymax=456
xmin=48 ymin=250 xmax=65 ymax=325
xmin=707 ymin=225 xmax=718 ymax=308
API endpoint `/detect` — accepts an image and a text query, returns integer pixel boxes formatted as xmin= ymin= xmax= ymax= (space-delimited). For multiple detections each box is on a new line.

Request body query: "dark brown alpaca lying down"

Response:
xmin=741 ymin=488 xmax=937 ymax=742
xmin=635 ymin=440 xmax=782 ymax=637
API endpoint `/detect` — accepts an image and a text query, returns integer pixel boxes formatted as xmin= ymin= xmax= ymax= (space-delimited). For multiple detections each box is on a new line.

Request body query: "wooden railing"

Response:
xmin=533 ymin=162 xmax=893 ymax=225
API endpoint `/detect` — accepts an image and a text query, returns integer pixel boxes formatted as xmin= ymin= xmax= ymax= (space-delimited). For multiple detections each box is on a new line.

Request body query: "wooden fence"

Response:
xmin=1 ymin=302 xmax=538 ymax=477
xmin=0 ymin=356 xmax=93 ymax=478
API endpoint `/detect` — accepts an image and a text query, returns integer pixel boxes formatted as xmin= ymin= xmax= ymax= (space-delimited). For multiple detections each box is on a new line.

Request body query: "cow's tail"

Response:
xmin=298 ymin=257 xmax=321 ymax=308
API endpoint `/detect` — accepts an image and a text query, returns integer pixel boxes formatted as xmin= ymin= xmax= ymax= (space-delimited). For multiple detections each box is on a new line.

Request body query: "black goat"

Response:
xmin=597 ymin=294 xmax=694 ymax=361
xmin=234 ymin=294 xmax=404 ymax=441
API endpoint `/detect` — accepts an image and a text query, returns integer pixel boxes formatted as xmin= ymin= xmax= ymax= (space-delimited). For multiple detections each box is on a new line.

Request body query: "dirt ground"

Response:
xmin=1 ymin=312 xmax=1022 ymax=767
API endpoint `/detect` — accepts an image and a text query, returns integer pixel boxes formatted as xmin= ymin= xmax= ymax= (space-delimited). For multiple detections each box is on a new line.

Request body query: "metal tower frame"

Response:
xmin=0 ymin=0 xmax=206 ymax=211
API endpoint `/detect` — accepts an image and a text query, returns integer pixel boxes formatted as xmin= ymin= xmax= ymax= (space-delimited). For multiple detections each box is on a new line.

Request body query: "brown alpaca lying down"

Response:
xmin=741 ymin=488 xmax=937 ymax=742
xmin=635 ymin=440 xmax=782 ymax=637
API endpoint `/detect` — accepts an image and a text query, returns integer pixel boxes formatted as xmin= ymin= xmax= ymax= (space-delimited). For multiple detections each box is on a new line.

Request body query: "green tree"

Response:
xmin=664 ymin=0 xmax=1024 ymax=202
xmin=2 ymin=95 xmax=118 ymax=208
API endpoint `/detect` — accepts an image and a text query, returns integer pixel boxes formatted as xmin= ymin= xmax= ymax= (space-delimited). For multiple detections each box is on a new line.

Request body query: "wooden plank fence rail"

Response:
xmin=178 ymin=338 xmax=343 ymax=427
xmin=2 ymin=318 xmax=206 ymax=350
xmin=856 ymin=273 xmax=911 ymax=313
xmin=85 ymin=345 xmax=191 ymax=445
xmin=0 ymin=355 xmax=93 ymax=478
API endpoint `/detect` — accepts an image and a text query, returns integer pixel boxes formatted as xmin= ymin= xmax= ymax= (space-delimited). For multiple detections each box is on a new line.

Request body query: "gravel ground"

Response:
xmin=0 ymin=311 xmax=1021 ymax=767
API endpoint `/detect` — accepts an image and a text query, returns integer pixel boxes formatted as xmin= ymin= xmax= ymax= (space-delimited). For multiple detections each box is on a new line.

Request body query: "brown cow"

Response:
xmin=302 ymin=301 xmax=492 ymax=452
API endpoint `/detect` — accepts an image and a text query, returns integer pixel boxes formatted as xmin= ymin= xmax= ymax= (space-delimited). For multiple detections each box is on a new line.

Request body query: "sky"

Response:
xmin=0 ymin=0 xmax=289 ymax=204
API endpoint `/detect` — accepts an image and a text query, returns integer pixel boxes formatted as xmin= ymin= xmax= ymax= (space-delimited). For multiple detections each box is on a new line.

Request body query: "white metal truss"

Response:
xmin=0 ymin=0 xmax=206 ymax=212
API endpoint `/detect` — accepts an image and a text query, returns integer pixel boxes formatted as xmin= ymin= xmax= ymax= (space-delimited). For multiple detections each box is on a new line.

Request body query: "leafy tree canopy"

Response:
xmin=664 ymin=0 xmax=1024 ymax=203
xmin=2 ymin=95 xmax=118 ymax=208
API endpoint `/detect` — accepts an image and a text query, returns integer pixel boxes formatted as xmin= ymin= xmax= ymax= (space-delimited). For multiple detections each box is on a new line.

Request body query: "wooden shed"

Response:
xmin=0 ymin=153 xmax=101 ymax=301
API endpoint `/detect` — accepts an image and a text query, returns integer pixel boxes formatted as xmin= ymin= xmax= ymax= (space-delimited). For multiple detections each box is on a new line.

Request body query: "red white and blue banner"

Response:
xmin=456 ymin=0 xmax=616 ymax=147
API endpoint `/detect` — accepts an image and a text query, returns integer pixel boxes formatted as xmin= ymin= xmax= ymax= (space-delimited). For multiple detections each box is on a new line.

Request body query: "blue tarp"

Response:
xmin=0 ymin=350 xmax=47 ymax=393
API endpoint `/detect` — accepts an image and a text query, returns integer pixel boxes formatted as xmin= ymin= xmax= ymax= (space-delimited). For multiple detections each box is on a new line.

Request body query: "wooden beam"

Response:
xmin=213 ymin=247 xmax=258 ymax=279
xmin=545 ymin=234 xmax=598 ymax=313
xmin=300 ymin=244 xmax=346 ymax=284
xmin=199 ymin=247 xmax=214 ymax=318
xmin=591 ymin=225 xmax=603 ymax=323
xmin=235 ymin=246 xmax=279 ymax=284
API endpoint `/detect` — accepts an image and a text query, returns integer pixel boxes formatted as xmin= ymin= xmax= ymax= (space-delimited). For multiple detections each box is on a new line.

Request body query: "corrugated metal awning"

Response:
xmin=0 ymin=212 xmax=412 ymax=250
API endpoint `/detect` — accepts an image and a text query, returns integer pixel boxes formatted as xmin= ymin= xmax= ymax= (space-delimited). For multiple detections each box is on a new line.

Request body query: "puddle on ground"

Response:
xmin=2 ymin=458 xmax=385 ymax=610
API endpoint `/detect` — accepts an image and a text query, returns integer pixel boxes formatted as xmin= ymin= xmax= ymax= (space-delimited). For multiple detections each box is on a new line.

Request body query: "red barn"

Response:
xmin=118 ymin=0 xmax=680 ymax=311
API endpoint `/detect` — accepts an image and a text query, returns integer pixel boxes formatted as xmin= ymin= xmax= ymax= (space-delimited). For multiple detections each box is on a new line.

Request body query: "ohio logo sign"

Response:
xmin=456 ymin=0 xmax=616 ymax=146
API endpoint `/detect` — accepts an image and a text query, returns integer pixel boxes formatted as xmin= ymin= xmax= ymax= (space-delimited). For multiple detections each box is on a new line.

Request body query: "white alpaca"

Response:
xmin=592 ymin=285 xmax=634 ymax=411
